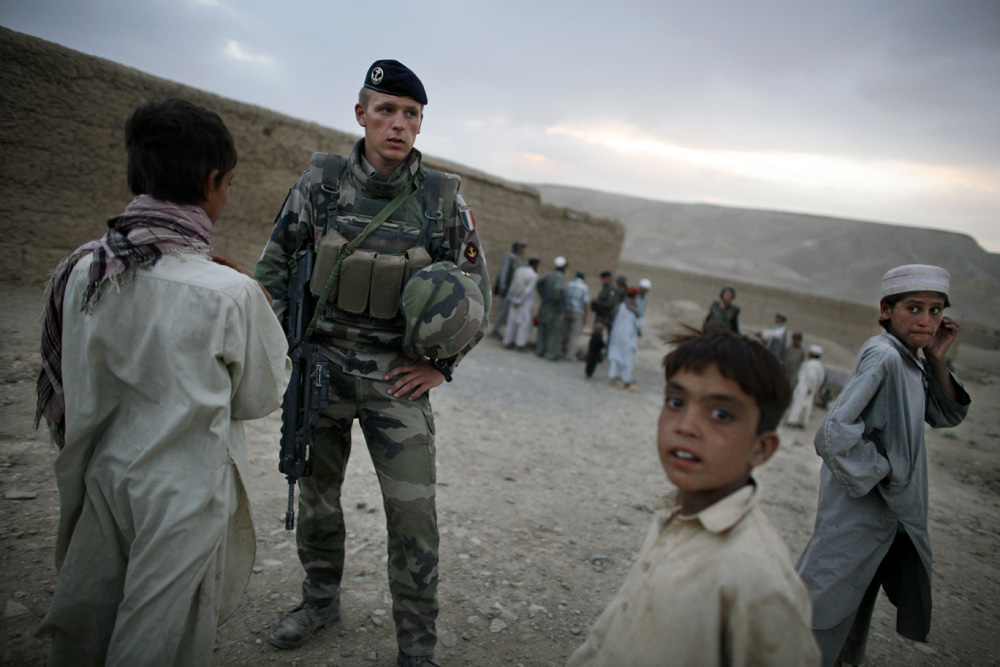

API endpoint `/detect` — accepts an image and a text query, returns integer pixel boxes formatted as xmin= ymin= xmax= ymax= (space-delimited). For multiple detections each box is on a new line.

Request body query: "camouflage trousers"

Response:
xmin=295 ymin=361 xmax=438 ymax=656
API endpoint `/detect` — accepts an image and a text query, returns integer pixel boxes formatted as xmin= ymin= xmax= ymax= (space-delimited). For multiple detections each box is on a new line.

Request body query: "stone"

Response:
xmin=5 ymin=600 xmax=29 ymax=618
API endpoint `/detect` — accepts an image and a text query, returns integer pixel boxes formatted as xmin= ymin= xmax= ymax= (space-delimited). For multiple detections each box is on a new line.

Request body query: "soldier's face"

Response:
xmin=356 ymin=91 xmax=423 ymax=175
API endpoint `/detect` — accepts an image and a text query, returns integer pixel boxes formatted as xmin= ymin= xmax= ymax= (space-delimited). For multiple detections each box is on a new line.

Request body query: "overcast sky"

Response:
xmin=4 ymin=0 xmax=999 ymax=251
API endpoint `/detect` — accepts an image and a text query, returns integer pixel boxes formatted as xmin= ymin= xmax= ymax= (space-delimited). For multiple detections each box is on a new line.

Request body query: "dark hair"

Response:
xmin=720 ymin=285 xmax=736 ymax=299
xmin=125 ymin=98 xmax=237 ymax=205
xmin=663 ymin=331 xmax=791 ymax=434
xmin=878 ymin=291 xmax=950 ymax=331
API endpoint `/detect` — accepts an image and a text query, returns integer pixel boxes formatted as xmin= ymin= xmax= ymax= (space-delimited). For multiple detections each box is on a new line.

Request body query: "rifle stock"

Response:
xmin=279 ymin=249 xmax=331 ymax=529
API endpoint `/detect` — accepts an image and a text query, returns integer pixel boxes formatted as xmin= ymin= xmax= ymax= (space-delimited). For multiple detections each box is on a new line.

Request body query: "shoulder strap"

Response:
xmin=308 ymin=152 xmax=348 ymax=240
xmin=415 ymin=169 xmax=443 ymax=251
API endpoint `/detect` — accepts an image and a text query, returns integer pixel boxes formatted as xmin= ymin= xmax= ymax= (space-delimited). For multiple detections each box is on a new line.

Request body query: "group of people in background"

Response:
xmin=490 ymin=242 xmax=652 ymax=392
xmin=703 ymin=285 xmax=828 ymax=429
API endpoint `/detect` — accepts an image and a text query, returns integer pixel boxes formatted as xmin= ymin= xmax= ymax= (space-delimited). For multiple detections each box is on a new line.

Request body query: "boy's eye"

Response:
xmin=710 ymin=408 xmax=733 ymax=422
xmin=665 ymin=396 xmax=684 ymax=409
xmin=930 ymin=306 xmax=941 ymax=314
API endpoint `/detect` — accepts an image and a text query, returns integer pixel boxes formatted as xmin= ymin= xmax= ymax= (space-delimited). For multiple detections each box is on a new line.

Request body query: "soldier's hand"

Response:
xmin=385 ymin=360 xmax=445 ymax=400
xmin=211 ymin=253 xmax=273 ymax=306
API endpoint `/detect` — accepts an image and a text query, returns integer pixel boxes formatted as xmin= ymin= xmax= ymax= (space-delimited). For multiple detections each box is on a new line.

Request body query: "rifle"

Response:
xmin=279 ymin=248 xmax=331 ymax=529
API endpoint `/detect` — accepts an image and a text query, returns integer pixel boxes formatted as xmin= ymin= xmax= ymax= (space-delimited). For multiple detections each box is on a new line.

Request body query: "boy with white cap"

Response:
xmin=796 ymin=264 xmax=971 ymax=667
xmin=785 ymin=344 xmax=825 ymax=428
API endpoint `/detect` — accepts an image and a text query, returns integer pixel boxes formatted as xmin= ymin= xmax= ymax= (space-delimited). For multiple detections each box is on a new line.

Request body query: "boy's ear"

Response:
xmin=200 ymin=169 xmax=220 ymax=202
xmin=749 ymin=432 xmax=779 ymax=469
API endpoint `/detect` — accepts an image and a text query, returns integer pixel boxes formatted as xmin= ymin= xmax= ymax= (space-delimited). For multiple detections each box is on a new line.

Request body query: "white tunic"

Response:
xmin=787 ymin=358 xmax=826 ymax=426
xmin=503 ymin=265 xmax=538 ymax=347
xmin=38 ymin=252 xmax=290 ymax=667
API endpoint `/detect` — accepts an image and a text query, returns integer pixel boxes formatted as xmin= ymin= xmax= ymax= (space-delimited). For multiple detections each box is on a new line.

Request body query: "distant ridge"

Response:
xmin=534 ymin=184 xmax=1000 ymax=327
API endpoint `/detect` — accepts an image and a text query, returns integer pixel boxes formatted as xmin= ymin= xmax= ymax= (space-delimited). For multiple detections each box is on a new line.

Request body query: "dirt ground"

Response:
xmin=2 ymin=282 xmax=998 ymax=666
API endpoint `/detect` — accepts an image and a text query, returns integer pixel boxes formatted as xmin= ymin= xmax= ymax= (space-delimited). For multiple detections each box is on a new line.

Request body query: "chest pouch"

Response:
xmin=310 ymin=228 xmax=348 ymax=298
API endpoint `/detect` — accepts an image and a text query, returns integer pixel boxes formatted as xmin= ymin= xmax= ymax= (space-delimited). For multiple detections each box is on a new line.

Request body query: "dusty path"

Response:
xmin=2 ymin=283 xmax=998 ymax=666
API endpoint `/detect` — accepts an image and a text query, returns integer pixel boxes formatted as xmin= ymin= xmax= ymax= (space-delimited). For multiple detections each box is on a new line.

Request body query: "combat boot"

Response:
xmin=268 ymin=599 xmax=340 ymax=649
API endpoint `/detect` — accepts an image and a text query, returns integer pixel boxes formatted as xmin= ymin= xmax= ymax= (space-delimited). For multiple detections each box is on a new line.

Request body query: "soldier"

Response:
xmin=254 ymin=60 xmax=490 ymax=667
xmin=591 ymin=270 xmax=623 ymax=330
xmin=703 ymin=285 xmax=740 ymax=334
xmin=535 ymin=256 xmax=568 ymax=360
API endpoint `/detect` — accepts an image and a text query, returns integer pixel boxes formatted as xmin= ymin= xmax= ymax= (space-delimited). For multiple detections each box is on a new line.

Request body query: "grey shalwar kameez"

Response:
xmin=796 ymin=331 xmax=970 ymax=666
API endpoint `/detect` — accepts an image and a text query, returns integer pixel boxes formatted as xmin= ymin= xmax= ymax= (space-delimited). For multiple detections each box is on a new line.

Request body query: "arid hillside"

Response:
xmin=535 ymin=184 xmax=1000 ymax=329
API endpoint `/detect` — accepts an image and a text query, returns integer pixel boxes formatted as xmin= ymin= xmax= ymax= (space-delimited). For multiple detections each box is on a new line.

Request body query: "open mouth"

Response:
xmin=670 ymin=449 xmax=701 ymax=464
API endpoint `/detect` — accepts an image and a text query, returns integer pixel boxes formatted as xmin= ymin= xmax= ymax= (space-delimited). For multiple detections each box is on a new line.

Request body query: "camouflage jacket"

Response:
xmin=255 ymin=140 xmax=490 ymax=379
xmin=592 ymin=284 xmax=623 ymax=326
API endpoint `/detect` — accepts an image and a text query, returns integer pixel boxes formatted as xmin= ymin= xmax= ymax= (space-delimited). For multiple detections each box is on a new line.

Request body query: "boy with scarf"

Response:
xmin=796 ymin=264 xmax=970 ymax=667
xmin=34 ymin=98 xmax=290 ymax=666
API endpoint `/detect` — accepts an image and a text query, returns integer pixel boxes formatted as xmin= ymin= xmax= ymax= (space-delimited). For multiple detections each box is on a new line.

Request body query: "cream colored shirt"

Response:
xmin=567 ymin=483 xmax=819 ymax=667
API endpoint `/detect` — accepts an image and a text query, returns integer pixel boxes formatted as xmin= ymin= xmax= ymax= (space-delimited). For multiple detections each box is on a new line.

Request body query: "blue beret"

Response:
xmin=364 ymin=60 xmax=427 ymax=105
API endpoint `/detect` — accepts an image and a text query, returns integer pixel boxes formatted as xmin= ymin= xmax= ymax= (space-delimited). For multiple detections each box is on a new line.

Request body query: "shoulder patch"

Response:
xmin=464 ymin=242 xmax=480 ymax=264
xmin=456 ymin=193 xmax=476 ymax=231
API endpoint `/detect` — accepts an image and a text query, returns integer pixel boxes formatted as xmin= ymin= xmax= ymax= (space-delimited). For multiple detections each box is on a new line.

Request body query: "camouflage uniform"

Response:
xmin=591 ymin=283 xmax=623 ymax=329
xmin=255 ymin=140 xmax=490 ymax=656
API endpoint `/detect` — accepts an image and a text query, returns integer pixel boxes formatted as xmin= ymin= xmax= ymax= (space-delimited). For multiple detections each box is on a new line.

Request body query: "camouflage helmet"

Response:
xmin=402 ymin=262 xmax=486 ymax=359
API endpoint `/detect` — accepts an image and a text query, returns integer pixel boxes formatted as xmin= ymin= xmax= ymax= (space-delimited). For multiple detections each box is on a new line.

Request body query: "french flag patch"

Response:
xmin=457 ymin=193 xmax=475 ymax=231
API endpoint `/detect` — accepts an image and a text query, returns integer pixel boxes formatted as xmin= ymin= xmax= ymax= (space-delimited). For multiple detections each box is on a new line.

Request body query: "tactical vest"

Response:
xmin=306 ymin=152 xmax=458 ymax=330
xmin=704 ymin=301 xmax=737 ymax=334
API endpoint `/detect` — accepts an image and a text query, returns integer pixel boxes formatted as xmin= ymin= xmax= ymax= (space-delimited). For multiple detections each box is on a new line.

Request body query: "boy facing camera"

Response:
xmin=568 ymin=333 xmax=819 ymax=666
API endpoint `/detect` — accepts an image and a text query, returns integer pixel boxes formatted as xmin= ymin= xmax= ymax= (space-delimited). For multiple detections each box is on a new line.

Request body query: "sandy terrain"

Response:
xmin=2 ymin=282 xmax=998 ymax=666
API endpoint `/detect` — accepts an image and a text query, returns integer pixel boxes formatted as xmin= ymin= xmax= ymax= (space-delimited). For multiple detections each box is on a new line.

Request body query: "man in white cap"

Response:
xmin=636 ymin=278 xmax=651 ymax=317
xmin=796 ymin=264 xmax=970 ymax=667
xmin=785 ymin=344 xmax=825 ymax=428
xmin=535 ymin=256 xmax=568 ymax=361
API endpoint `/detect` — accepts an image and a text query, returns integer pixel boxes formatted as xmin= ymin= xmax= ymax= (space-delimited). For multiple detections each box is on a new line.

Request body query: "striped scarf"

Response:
xmin=35 ymin=195 xmax=214 ymax=445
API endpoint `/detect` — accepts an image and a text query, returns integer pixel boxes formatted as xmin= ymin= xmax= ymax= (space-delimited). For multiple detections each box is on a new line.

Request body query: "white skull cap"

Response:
xmin=639 ymin=278 xmax=652 ymax=289
xmin=554 ymin=256 xmax=567 ymax=268
xmin=809 ymin=344 xmax=823 ymax=356
xmin=881 ymin=264 xmax=950 ymax=298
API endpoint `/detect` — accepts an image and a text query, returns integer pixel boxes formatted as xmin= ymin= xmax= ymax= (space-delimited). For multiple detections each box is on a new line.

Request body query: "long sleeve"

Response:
xmin=924 ymin=369 xmax=971 ymax=428
xmin=815 ymin=348 xmax=892 ymax=498
xmin=254 ymin=172 xmax=313 ymax=324
xmin=227 ymin=278 xmax=291 ymax=421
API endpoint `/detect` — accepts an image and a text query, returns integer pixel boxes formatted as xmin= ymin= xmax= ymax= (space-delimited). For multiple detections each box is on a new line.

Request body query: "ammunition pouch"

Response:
xmin=310 ymin=227 xmax=432 ymax=321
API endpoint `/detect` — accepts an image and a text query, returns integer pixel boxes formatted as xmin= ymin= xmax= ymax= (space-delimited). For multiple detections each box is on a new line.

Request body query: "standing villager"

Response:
xmin=703 ymin=286 xmax=740 ymax=334
xmin=635 ymin=278 xmax=651 ymax=317
xmin=785 ymin=345 xmax=825 ymax=428
xmin=490 ymin=241 xmax=525 ymax=338
xmin=504 ymin=256 xmax=540 ymax=351
xmin=782 ymin=331 xmax=806 ymax=389
xmin=607 ymin=287 xmax=644 ymax=391
xmin=535 ymin=256 xmax=568 ymax=361
xmin=34 ymin=99 xmax=290 ymax=666
xmin=254 ymin=60 xmax=490 ymax=667
xmin=796 ymin=265 xmax=970 ymax=667
xmin=759 ymin=313 xmax=788 ymax=359
xmin=561 ymin=270 xmax=592 ymax=361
